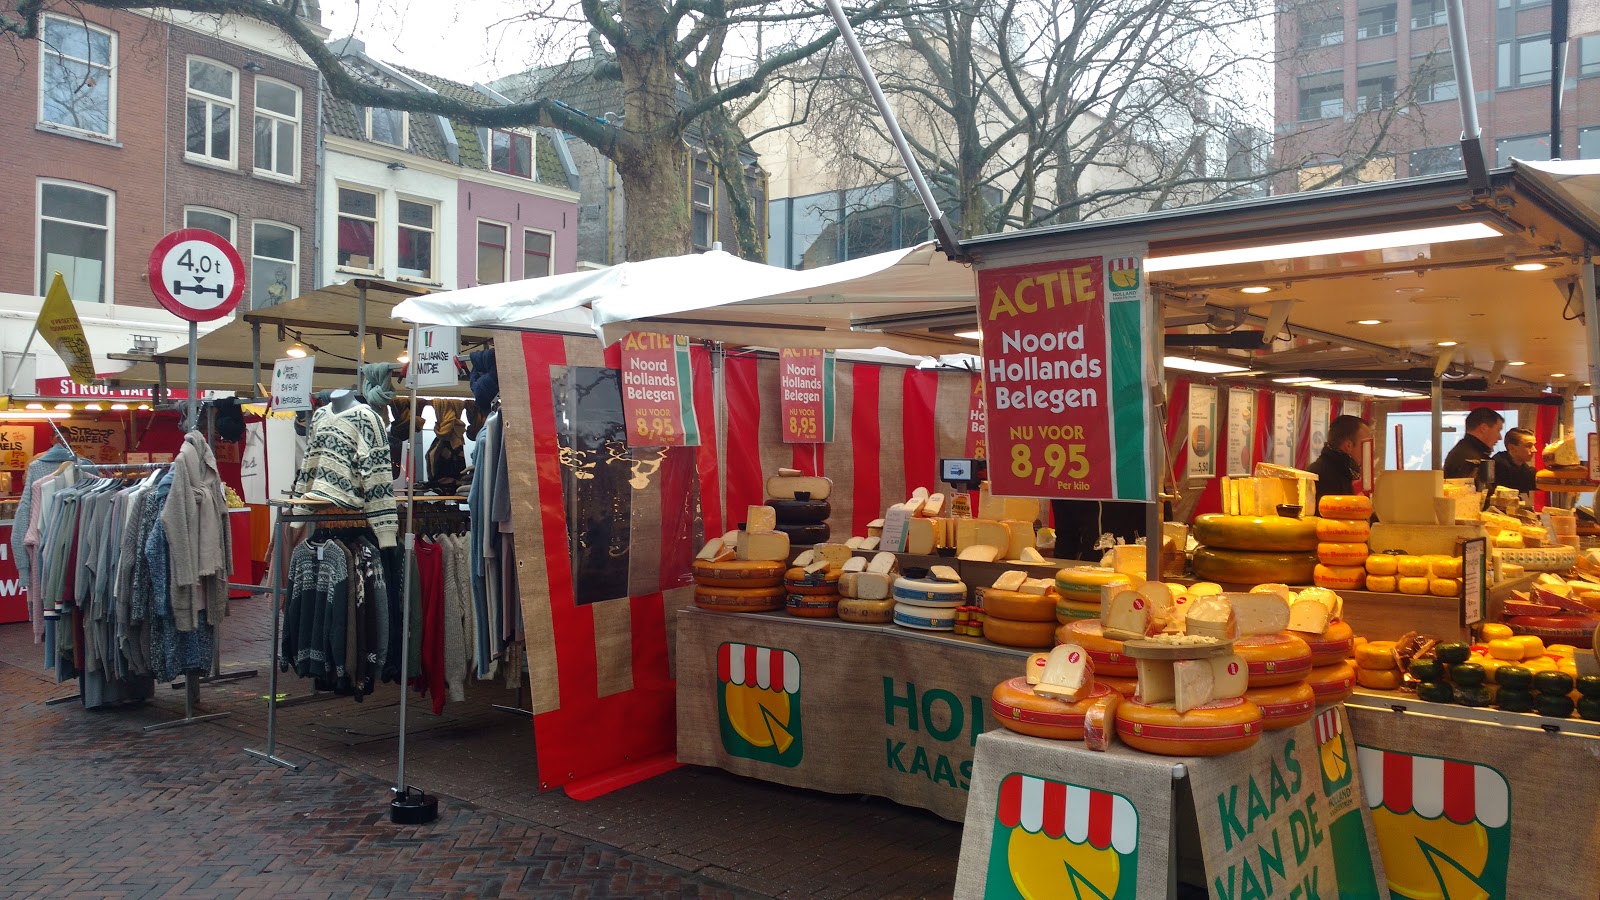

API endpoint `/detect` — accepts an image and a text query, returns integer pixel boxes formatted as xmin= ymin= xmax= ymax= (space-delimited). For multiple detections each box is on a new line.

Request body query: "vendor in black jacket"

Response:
xmin=1492 ymin=427 xmax=1538 ymax=494
xmin=1308 ymin=415 xmax=1371 ymax=502
xmin=1443 ymin=407 xmax=1504 ymax=481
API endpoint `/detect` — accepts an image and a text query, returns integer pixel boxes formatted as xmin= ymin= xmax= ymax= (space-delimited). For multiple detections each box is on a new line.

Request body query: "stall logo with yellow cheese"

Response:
xmin=1357 ymin=746 xmax=1510 ymax=900
xmin=986 ymin=773 xmax=1140 ymax=900
xmin=717 ymin=642 xmax=803 ymax=767
xmin=1107 ymin=257 xmax=1140 ymax=294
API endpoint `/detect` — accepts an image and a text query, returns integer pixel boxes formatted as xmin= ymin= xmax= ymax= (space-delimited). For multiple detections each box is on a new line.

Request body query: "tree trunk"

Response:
xmin=703 ymin=108 xmax=763 ymax=261
xmin=616 ymin=0 xmax=692 ymax=260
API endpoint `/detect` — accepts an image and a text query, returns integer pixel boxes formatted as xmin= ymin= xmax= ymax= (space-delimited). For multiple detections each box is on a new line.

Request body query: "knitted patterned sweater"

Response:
xmin=292 ymin=404 xmax=398 ymax=547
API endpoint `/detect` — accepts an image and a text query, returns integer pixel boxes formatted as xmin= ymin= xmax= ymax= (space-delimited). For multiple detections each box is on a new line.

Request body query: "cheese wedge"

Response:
xmin=1231 ymin=592 xmax=1290 ymax=636
xmin=867 ymin=552 xmax=898 ymax=574
xmin=1250 ymin=583 xmax=1291 ymax=599
xmin=1287 ymin=596 xmax=1333 ymax=634
xmin=1172 ymin=658 xmax=1215 ymax=714
xmin=1189 ymin=582 xmax=1224 ymax=597
xmin=1209 ymin=654 xmax=1249 ymax=700
xmin=906 ymin=518 xmax=936 ymax=555
xmin=767 ymin=474 xmax=832 ymax=500
xmin=957 ymin=544 xmax=1003 ymax=562
xmin=931 ymin=518 xmax=948 ymax=549
xmin=853 ymin=572 xmax=891 ymax=600
xmin=1296 ymin=586 xmax=1342 ymax=620
xmin=1101 ymin=590 xmax=1155 ymax=641
xmin=979 ymin=488 xmax=1042 ymax=524
xmin=910 ymin=486 xmax=930 ymax=501
xmin=839 ymin=572 xmax=860 ymax=597
xmin=993 ymin=570 xmax=1029 ymax=592
xmin=922 ymin=493 xmax=946 ymax=516
xmin=841 ymin=556 xmax=867 ymax=573
xmin=1019 ymin=547 xmax=1046 ymax=564
xmin=1135 ymin=658 xmax=1175 ymax=704
xmin=1083 ymin=692 xmax=1121 ymax=751
xmin=861 ymin=537 xmax=881 ymax=551
xmin=1034 ymin=644 xmax=1095 ymax=702
xmin=903 ymin=495 xmax=926 ymax=517
xmin=845 ymin=536 xmax=865 ymax=550
xmin=1025 ymin=652 xmax=1051 ymax=685
xmin=1020 ymin=578 xmax=1052 ymax=596
xmin=777 ymin=467 xmax=802 ymax=477
xmin=736 ymin=530 xmax=790 ymax=562
xmin=696 ymin=539 xmax=731 ymax=561
xmin=1136 ymin=581 xmax=1175 ymax=623
xmin=721 ymin=529 xmax=742 ymax=545
xmin=867 ymin=518 xmax=886 ymax=538
xmin=1185 ymin=595 xmax=1236 ymax=641
xmin=929 ymin=565 xmax=962 ymax=583
xmin=1004 ymin=520 xmax=1036 ymax=562
xmin=814 ymin=543 xmax=854 ymax=568
xmin=803 ymin=559 xmax=829 ymax=575
xmin=792 ymin=550 xmax=815 ymax=567
xmin=746 ymin=505 xmax=777 ymax=533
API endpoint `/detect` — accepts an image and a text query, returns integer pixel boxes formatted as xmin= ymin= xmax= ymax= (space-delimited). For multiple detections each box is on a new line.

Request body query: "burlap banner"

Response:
xmin=676 ymin=607 xmax=1030 ymax=821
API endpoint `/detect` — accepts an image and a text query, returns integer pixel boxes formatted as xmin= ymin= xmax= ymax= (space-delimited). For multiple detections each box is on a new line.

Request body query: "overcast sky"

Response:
xmin=321 ymin=0 xmax=547 ymax=84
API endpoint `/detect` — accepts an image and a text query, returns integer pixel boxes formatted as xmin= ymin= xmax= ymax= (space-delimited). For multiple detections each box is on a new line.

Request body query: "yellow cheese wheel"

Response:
xmin=991 ymin=677 xmax=1115 ymax=741
xmin=1365 ymin=574 xmax=1397 ymax=593
xmin=693 ymin=585 xmax=786 ymax=612
xmin=693 ymin=559 xmax=786 ymax=588
xmin=1054 ymin=598 xmax=1103 ymax=624
xmin=1478 ymin=622 xmax=1515 ymax=642
xmin=1514 ymin=635 xmax=1546 ymax=659
xmin=1193 ymin=514 xmax=1320 ymax=552
xmin=1318 ymin=495 xmax=1373 ymax=520
xmin=1397 ymin=576 xmax=1430 ymax=595
xmin=1430 ymin=556 xmax=1464 ymax=579
xmin=983 ymin=588 xmax=1058 ymax=623
xmin=1354 ymin=640 xmax=1397 ymax=670
xmin=1316 ymin=518 xmax=1372 ymax=543
xmin=1307 ymin=662 xmax=1357 ymax=705
xmin=1244 ymin=682 xmax=1317 ymax=731
xmin=1429 ymin=578 xmax=1460 ymax=597
xmin=1365 ymin=554 xmax=1398 ymax=576
xmin=1354 ymin=667 xmax=1400 ymax=690
xmin=1487 ymin=639 xmax=1523 ymax=661
xmin=1054 ymin=567 xmax=1131 ymax=603
xmin=1317 ymin=542 xmax=1369 ymax=566
xmin=1234 ymin=633 xmax=1313 ymax=687
xmin=1314 ymin=564 xmax=1365 ymax=590
xmin=983 ymin=616 xmax=1058 ymax=649
xmin=1192 ymin=548 xmax=1318 ymax=585
xmin=1395 ymin=555 xmax=1429 ymax=577
xmin=1098 ymin=674 xmax=1138 ymax=697
xmin=785 ymin=593 xmax=840 ymax=618
xmin=1055 ymin=619 xmax=1138 ymax=677
xmin=1547 ymin=643 xmax=1577 ymax=658
xmin=1306 ymin=620 xmax=1355 ymax=667
xmin=838 ymin=597 xmax=895 ymax=624
xmin=1115 ymin=697 xmax=1265 ymax=756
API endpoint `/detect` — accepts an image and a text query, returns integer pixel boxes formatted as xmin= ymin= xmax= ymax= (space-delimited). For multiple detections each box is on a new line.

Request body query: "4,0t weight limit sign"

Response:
xmin=148 ymin=228 xmax=245 ymax=322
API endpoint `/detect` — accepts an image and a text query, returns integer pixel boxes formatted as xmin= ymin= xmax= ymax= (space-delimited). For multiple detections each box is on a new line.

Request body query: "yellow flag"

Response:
xmin=36 ymin=273 xmax=96 ymax=385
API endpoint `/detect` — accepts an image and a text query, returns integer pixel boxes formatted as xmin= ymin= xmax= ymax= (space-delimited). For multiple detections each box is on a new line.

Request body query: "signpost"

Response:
xmin=148 ymin=229 xmax=244 ymax=430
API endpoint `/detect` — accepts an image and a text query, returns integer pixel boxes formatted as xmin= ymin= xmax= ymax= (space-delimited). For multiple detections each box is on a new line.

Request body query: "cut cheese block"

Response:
xmin=1305 ymin=620 xmax=1354 ymax=667
xmin=1134 ymin=658 xmax=1175 ymax=705
xmin=766 ymin=474 xmax=832 ymax=500
xmin=991 ymin=677 xmax=1114 ymax=740
xmin=1366 ymin=574 xmax=1398 ymax=593
xmin=803 ymin=559 xmax=830 ymax=575
xmin=1209 ymin=654 xmax=1250 ymax=700
xmin=922 ymin=493 xmax=946 ymax=516
xmin=957 ymin=544 xmax=1004 ymax=562
xmin=1286 ymin=596 xmax=1333 ymax=635
xmin=1185 ymin=596 xmax=1236 ymax=641
xmin=1189 ymin=582 xmax=1223 ymax=597
xmin=1315 ymin=518 xmax=1372 ymax=543
xmin=693 ymin=585 xmax=786 ymax=612
xmin=1317 ymin=542 xmax=1369 ymax=567
xmin=1234 ymin=633 xmax=1313 ymax=687
xmin=931 ymin=518 xmax=949 ymax=549
xmin=910 ymin=486 xmax=930 ymax=502
xmin=1020 ymin=578 xmax=1053 ymax=596
xmin=983 ymin=616 xmax=1057 ymax=648
xmin=839 ymin=572 xmax=860 ymax=597
xmin=1115 ymin=697 xmax=1265 ymax=756
xmin=1231 ymin=592 xmax=1290 ymax=635
xmin=692 ymin=559 xmax=786 ymax=588
xmin=844 ymin=536 xmax=866 ymax=550
xmin=861 ymin=537 xmax=881 ymax=551
xmin=893 ymin=603 xmax=958 ymax=631
xmin=745 ymin=504 xmax=777 ymax=533
xmin=1307 ymin=661 xmax=1356 ymax=704
xmin=721 ymin=529 xmax=742 ymax=545
xmin=1250 ymin=583 xmax=1291 ymax=599
xmin=979 ymin=489 xmax=1043 ymax=524
xmin=696 ymin=538 xmax=733 ymax=561
xmin=1313 ymin=564 xmax=1365 ymax=590
xmin=902 ymin=495 xmax=926 ymax=517
xmin=928 ymin=565 xmax=962 ymax=583
xmin=1025 ymin=652 xmax=1050 ymax=685
xmin=1135 ymin=582 xmax=1176 ymax=624
xmin=867 ymin=552 xmax=897 ymax=574
xmin=838 ymin=597 xmax=896 ymax=624
xmin=736 ymin=530 xmax=791 ymax=562
xmin=1033 ymin=644 xmax=1095 ymax=702
xmin=1101 ymin=590 xmax=1157 ymax=641
xmin=792 ymin=550 xmax=816 ymax=568
xmin=1296 ymin=586 xmax=1343 ymax=621
xmin=1082 ymin=692 xmax=1121 ymax=751
xmin=1172 ymin=657 xmax=1215 ymax=714
xmin=841 ymin=556 xmax=867 ymax=573
xmin=1110 ymin=544 xmax=1147 ymax=579
xmin=905 ymin=518 xmax=936 ymax=555
xmin=1244 ymin=682 xmax=1317 ymax=730
xmin=993 ymin=570 xmax=1029 ymax=592
xmin=851 ymin=572 xmax=892 ymax=601
xmin=892 ymin=576 xmax=967 ymax=607
xmin=956 ymin=519 xmax=1011 ymax=552
xmin=1019 ymin=547 xmax=1046 ymax=563
xmin=983 ymin=589 xmax=1057 ymax=623
xmin=866 ymin=518 xmax=886 ymax=538
xmin=814 ymin=543 xmax=854 ymax=568
xmin=1003 ymin=520 xmax=1036 ymax=562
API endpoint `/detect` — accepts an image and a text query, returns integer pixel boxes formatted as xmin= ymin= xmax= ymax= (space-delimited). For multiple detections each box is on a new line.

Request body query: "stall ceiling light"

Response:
xmin=1508 ymin=360 xmax=1526 ymax=366
xmin=1352 ymin=319 xmax=1386 ymax=325
xmin=1272 ymin=376 xmax=1320 ymax=383
xmin=1552 ymin=373 xmax=1568 ymax=378
xmin=1239 ymin=286 xmax=1273 ymax=294
xmin=1509 ymin=262 xmax=1548 ymax=272
xmin=955 ymin=330 xmax=983 ymax=340
xmin=1144 ymin=222 xmax=1501 ymax=273
xmin=0 ymin=410 xmax=71 ymax=421
xmin=1437 ymin=341 xmax=1458 ymax=347
xmin=1163 ymin=356 xmax=1248 ymax=374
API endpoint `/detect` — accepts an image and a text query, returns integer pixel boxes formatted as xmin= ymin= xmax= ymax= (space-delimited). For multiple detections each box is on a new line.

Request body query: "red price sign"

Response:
xmin=965 ymin=374 xmax=987 ymax=459
xmin=619 ymin=332 xmax=699 ymax=447
xmin=780 ymin=348 xmax=834 ymax=443
xmin=978 ymin=254 xmax=1151 ymax=501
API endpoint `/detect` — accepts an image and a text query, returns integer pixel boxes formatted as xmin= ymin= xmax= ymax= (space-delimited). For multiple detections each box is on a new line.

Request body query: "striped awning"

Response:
xmin=1314 ymin=708 xmax=1342 ymax=744
xmin=1357 ymin=747 xmax=1509 ymax=827
xmin=997 ymin=774 xmax=1138 ymax=854
xmin=717 ymin=643 xmax=800 ymax=694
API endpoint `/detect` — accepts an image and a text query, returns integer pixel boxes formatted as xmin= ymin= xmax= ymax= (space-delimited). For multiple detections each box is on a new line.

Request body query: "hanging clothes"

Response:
xmin=162 ymin=432 xmax=232 ymax=630
xmin=425 ymin=400 xmax=467 ymax=494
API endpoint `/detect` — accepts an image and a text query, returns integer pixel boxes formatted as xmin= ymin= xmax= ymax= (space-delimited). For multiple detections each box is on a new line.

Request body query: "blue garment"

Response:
xmin=144 ymin=474 xmax=214 ymax=682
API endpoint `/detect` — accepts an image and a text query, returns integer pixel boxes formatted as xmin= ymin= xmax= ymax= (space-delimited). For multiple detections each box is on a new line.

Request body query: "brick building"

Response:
xmin=1275 ymin=0 xmax=1600 ymax=193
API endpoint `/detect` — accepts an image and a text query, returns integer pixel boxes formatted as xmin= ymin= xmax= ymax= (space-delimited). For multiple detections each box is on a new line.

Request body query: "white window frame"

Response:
xmin=335 ymin=183 xmax=382 ymax=275
xmin=250 ymin=220 xmax=299 ymax=308
xmin=395 ymin=196 xmax=439 ymax=283
xmin=37 ymin=14 xmax=118 ymax=141
xmin=366 ymin=107 xmax=409 ymax=149
xmin=252 ymin=76 xmax=301 ymax=182
xmin=475 ymin=218 xmax=510 ymax=285
xmin=522 ymin=227 xmax=554 ymax=279
xmin=185 ymin=56 xmax=239 ymax=167
xmin=183 ymin=206 xmax=236 ymax=244
xmin=36 ymin=178 xmax=115 ymax=305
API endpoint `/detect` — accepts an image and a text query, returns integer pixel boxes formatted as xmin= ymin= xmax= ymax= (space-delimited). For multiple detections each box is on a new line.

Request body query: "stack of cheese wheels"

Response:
xmin=981 ymin=570 xmax=1058 ymax=648
xmin=1117 ymin=696 xmax=1266 ymax=756
xmin=1053 ymin=566 xmax=1131 ymax=623
xmin=1283 ymin=586 xmax=1357 ymax=707
xmin=784 ymin=563 xmax=841 ymax=618
xmin=1352 ymin=638 xmax=1400 ymax=690
xmin=892 ymin=573 xmax=966 ymax=632
xmin=692 ymin=515 xmax=791 ymax=612
xmin=1364 ymin=552 xmax=1398 ymax=593
xmin=992 ymin=643 xmax=1111 ymax=741
xmin=1393 ymin=555 xmax=1433 ymax=595
xmin=1190 ymin=514 xmax=1319 ymax=586
xmin=838 ymin=551 xmax=899 ymax=623
xmin=766 ymin=470 xmax=833 ymax=547
xmin=1314 ymin=495 xmax=1371 ymax=590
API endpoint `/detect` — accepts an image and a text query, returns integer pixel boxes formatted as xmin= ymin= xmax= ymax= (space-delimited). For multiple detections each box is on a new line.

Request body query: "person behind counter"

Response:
xmin=1492 ymin=426 xmax=1537 ymax=494
xmin=1443 ymin=407 xmax=1505 ymax=481
xmin=1308 ymin=414 xmax=1371 ymax=501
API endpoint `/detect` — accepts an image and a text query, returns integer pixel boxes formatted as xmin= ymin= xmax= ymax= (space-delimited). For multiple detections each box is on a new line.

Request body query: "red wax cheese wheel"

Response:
xmin=991 ymin=678 xmax=1115 ymax=741
xmin=983 ymin=616 xmax=1057 ymax=649
xmin=1506 ymin=616 xmax=1596 ymax=648
xmin=1316 ymin=542 xmax=1369 ymax=567
xmin=1306 ymin=620 xmax=1355 ymax=667
xmin=983 ymin=588 xmax=1058 ymax=623
xmin=1315 ymin=518 xmax=1372 ymax=543
xmin=693 ymin=559 xmax=785 ymax=588
xmin=1307 ymin=662 xmax=1356 ymax=705
xmin=838 ymin=597 xmax=895 ymax=623
xmin=1055 ymin=619 xmax=1138 ymax=677
xmin=1318 ymin=495 xmax=1373 ymax=520
xmin=785 ymin=593 xmax=839 ymax=618
xmin=1313 ymin=564 xmax=1365 ymax=590
xmin=1191 ymin=548 xmax=1318 ymax=586
xmin=693 ymin=585 xmax=785 ymax=612
xmin=1115 ymin=696 xmax=1265 ymax=756
xmin=1234 ymin=632 xmax=1313 ymax=687
xmin=1243 ymin=682 xmax=1316 ymax=731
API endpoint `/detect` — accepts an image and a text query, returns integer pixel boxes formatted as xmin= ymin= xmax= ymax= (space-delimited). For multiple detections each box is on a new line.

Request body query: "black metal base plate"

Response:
xmin=389 ymin=790 xmax=439 ymax=825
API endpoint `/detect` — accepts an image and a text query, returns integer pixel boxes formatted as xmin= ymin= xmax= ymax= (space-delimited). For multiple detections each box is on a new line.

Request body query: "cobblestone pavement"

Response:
xmin=0 ymin=595 xmax=962 ymax=899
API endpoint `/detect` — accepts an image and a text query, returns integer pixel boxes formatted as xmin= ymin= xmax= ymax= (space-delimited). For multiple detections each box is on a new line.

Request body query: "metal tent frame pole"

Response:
xmin=389 ymin=373 xmax=439 ymax=823
xmin=243 ymin=503 xmax=303 ymax=770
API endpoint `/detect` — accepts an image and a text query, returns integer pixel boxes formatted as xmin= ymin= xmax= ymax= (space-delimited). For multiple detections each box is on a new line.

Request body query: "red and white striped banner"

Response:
xmin=717 ymin=643 xmax=800 ymax=694
xmin=997 ymin=774 xmax=1138 ymax=854
xmin=1357 ymin=747 xmax=1509 ymax=826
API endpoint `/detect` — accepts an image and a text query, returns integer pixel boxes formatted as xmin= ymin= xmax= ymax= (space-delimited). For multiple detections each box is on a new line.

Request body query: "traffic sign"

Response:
xmin=147 ymin=228 xmax=245 ymax=322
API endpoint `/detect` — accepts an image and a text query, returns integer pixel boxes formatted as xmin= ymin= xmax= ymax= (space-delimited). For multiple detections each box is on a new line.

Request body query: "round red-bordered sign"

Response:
xmin=147 ymin=228 xmax=245 ymax=322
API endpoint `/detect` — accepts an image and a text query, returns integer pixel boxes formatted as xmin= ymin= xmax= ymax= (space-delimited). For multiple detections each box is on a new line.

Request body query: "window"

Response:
xmin=1411 ymin=52 xmax=1457 ymax=102
xmin=1355 ymin=1 xmax=1397 ymax=39
xmin=396 ymin=199 xmax=435 ymax=281
xmin=523 ymin=229 xmax=553 ymax=279
xmin=1497 ymin=133 xmax=1550 ymax=165
xmin=1298 ymin=72 xmax=1344 ymax=121
xmin=1581 ymin=127 xmax=1600 ymax=160
xmin=1409 ymin=145 xmax=1463 ymax=176
xmin=366 ymin=107 xmax=406 ymax=148
xmin=1297 ymin=5 xmax=1344 ymax=48
xmin=1581 ymin=36 xmax=1600 ymax=77
xmin=337 ymin=186 xmax=379 ymax=272
xmin=186 ymin=58 xmax=236 ymax=165
xmin=39 ymin=15 xmax=115 ymax=139
xmin=1355 ymin=155 xmax=1394 ymax=183
xmin=1497 ymin=34 xmax=1551 ymax=88
xmin=184 ymin=207 xmax=235 ymax=243
xmin=1355 ymin=62 xmax=1397 ymax=112
xmin=38 ymin=181 xmax=111 ymax=303
xmin=1297 ymin=161 xmax=1342 ymax=191
xmin=1411 ymin=0 xmax=1447 ymax=28
xmin=253 ymin=78 xmax=300 ymax=180
xmin=476 ymin=221 xmax=508 ymax=285
xmin=691 ymin=159 xmax=714 ymax=248
xmin=1496 ymin=0 xmax=1549 ymax=7
xmin=250 ymin=221 xmax=297 ymax=308
xmin=490 ymin=130 xmax=532 ymax=178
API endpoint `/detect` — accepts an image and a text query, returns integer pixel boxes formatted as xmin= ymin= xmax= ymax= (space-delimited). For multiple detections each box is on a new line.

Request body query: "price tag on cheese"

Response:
xmin=619 ymin=332 xmax=700 ymax=447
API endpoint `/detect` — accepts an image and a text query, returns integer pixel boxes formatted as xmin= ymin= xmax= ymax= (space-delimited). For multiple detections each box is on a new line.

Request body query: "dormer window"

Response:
xmin=366 ymin=107 xmax=407 ymax=148
xmin=491 ymin=129 xmax=532 ymax=178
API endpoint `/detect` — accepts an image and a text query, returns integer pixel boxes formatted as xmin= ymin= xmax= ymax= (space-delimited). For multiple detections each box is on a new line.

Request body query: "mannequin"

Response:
xmin=327 ymin=389 xmax=357 ymax=413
